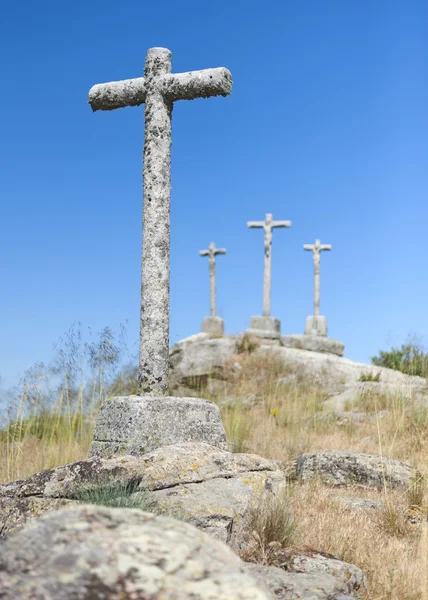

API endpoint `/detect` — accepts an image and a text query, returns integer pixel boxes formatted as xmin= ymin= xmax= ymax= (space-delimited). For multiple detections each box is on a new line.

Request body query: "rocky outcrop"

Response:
xmin=169 ymin=334 xmax=240 ymax=394
xmin=0 ymin=442 xmax=286 ymax=548
xmin=168 ymin=334 xmax=428 ymax=405
xmin=0 ymin=504 xmax=271 ymax=600
xmin=246 ymin=563 xmax=361 ymax=600
xmin=281 ymin=334 xmax=345 ymax=357
xmin=286 ymin=450 xmax=416 ymax=489
xmin=270 ymin=346 xmax=428 ymax=394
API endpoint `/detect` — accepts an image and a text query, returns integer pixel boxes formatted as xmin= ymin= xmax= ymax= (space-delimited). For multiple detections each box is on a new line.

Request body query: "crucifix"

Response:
xmin=89 ymin=48 xmax=232 ymax=396
xmin=199 ymin=242 xmax=226 ymax=318
xmin=247 ymin=213 xmax=291 ymax=317
xmin=303 ymin=239 xmax=332 ymax=317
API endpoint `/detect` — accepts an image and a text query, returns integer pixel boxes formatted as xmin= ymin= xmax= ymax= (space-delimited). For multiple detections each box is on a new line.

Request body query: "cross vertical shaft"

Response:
xmin=200 ymin=242 xmax=226 ymax=317
xmin=303 ymin=239 xmax=332 ymax=317
xmin=247 ymin=213 xmax=291 ymax=317
xmin=140 ymin=48 xmax=172 ymax=396
xmin=88 ymin=47 xmax=232 ymax=397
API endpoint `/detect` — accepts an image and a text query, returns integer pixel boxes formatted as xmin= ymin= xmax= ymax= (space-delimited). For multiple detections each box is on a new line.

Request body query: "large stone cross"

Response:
xmin=303 ymin=239 xmax=332 ymax=317
xmin=247 ymin=213 xmax=291 ymax=317
xmin=199 ymin=242 xmax=226 ymax=318
xmin=89 ymin=48 xmax=232 ymax=396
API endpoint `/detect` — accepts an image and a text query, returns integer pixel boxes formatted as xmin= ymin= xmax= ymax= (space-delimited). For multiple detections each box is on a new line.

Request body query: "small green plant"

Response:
xmin=69 ymin=481 xmax=158 ymax=512
xmin=241 ymin=488 xmax=296 ymax=565
xmin=359 ymin=371 xmax=381 ymax=382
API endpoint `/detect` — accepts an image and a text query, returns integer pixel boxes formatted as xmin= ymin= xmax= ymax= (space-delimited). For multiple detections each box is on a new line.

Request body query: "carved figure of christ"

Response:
xmin=199 ymin=243 xmax=226 ymax=317
xmin=303 ymin=239 xmax=332 ymax=316
xmin=88 ymin=47 xmax=232 ymax=396
xmin=247 ymin=213 xmax=291 ymax=317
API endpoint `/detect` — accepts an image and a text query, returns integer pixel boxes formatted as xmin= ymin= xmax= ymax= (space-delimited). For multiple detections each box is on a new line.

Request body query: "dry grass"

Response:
xmin=2 ymin=349 xmax=428 ymax=598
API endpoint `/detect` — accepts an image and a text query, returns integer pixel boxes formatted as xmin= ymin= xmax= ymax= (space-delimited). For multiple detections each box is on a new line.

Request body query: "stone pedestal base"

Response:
xmin=89 ymin=396 xmax=229 ymax=458
xmin=281 ymin=334 xmax=345 ymax=357
xmin=201 ymin=316 xmax=224 ymax=337
xmin=246 ymin=315 xmax=281 ymax=342
xmin=304 ymin=315 xmax=328 ymax=337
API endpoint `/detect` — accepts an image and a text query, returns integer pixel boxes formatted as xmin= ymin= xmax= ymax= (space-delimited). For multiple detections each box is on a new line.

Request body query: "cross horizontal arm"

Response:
xmin=272 ymin=220 xmax=292 ymax=228
xmin=303 ymin=244 xmax=314 ymax=251
xmin=199 ymin=250 xmax=210 ymax=257
xmin=247 ymin=221 xmax=265 ymax=228
xmin=89 ymin=68 xmax=232 ymax=112
xmin=320 ymin=244 xmax=332 ymax=251
xmin=214 ymin=248 xmax=227 ymax=255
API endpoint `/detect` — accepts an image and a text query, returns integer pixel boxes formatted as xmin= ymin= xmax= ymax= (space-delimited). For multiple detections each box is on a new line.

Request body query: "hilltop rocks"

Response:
xmin=0 ymin=504 xmax=270 ymax=600
xmin=286 ymin=450 xmax=416 ymax=489
xmin=0 ymin=442 xmax=286 ymax=548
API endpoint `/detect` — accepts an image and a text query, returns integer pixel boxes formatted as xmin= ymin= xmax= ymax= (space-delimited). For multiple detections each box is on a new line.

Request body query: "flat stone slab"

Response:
xmin=89 ymin=396 xmax=229 ymax=458
xmin=285 ymin=450 xmax=416 ymax=489
xmin=0 ymin=505 xmax=270 ymax=600
xmin=0 ymin=442 xmax=286 ymax=549
xmin=281 ymin=334 xmax=344 ymax=357
xmin=201 ymin=316 xmax=224 ymax=336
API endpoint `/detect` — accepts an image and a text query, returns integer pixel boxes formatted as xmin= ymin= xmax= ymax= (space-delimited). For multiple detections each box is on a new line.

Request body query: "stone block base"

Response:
xmin=201 ymin=316 xmax=224 ymax=337
xmin=89 ymin=396 xmax=229 ymax=458
xmin=281 ymin=334 xmax=345 ymax=357
xmin=304 ymin=315 xmax=328 ymax=336
xmin=246 ymin=315 xmax=281 ymax=342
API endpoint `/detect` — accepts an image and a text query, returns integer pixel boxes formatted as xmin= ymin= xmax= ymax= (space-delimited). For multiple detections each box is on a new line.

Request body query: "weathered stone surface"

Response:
xmin=0 ymin=504 xmax=270 ymax=600
xmin=281 ymin=334 xmax=344 ymax=357
xmin=202 ymin=316 xmax=225 ymax=336
xmin=286 ymin=450 xmax=415 ymax=489
xmin=0 ymin=442 xmax=286 ymax=547
xmin=169 ymin=335 xmax=239 ymax=391
xmin=89 ymin=396 xmax=229 ymax=458
xmin=247 ymin=316 xmax=281 ymax=339
xmin=288 ymin=551 xmax=367 ymax=596
xmin=0 ymin=497 xmax=77 ymax=538
xmin=246 ymin=563 xmax=359 ymax=600
xmin=304 ymin=315 xmax=328 ymax=337
xmin=269 ymin=346 xmax=428 ymax=395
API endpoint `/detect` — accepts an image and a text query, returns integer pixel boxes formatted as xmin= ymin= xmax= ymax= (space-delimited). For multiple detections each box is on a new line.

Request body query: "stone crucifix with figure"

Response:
xmin=199 ymin=242 xmax=226 ymax=336
xmin=303 ymin=238 xmax=332 ymax=336
xmin=87 ymin=47 xmax=232 ymax=459
xmin=246 ymin=213 xmax=291 ymax=341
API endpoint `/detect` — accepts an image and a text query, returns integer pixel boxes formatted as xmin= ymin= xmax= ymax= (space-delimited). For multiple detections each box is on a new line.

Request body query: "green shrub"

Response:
xmin=371 ymin=343 xmax=428 ymax=378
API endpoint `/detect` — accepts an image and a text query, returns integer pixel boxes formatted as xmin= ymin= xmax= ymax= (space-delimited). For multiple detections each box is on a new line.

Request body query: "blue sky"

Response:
xmin=0 ymin=1 xmax=427 ymax=387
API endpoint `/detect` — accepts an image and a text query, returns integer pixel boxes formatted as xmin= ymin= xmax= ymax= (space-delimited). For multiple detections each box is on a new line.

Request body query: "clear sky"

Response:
xmin=0 ymin=0 xmax=427 ymax=387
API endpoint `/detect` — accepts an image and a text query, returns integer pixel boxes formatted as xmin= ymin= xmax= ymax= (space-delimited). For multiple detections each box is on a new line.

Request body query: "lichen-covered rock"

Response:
xmin=89 ymin=395 xmax=229 ymax=458
xmin=245 ymin=563 xmax=359 ymax=599
xmin=0 ymin=442 xmax=286 ymax=547
xmin=286 ymin=450 xmax=416 ymax=489
xmin=0 ymin=504 xmax=271 ymax=600
xmin=288 ymin=551 xmax=367 ymax=596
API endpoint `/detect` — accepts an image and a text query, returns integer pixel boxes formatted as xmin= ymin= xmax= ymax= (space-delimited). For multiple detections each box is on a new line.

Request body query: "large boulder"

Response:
xmin=0 ymin=504 xmax=271 ymax=600
xmin=169 ymin=335 xmax=240 ymax=393
xmin=0 ymin=442 xmax=286 ymax=548
xmin=246 ymin=563 xmax=360 ymax=600
xmin=286 ymin=450 xmax=416 ymax=489
xmin=269 ymin=345 xmax=428 ymax=395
